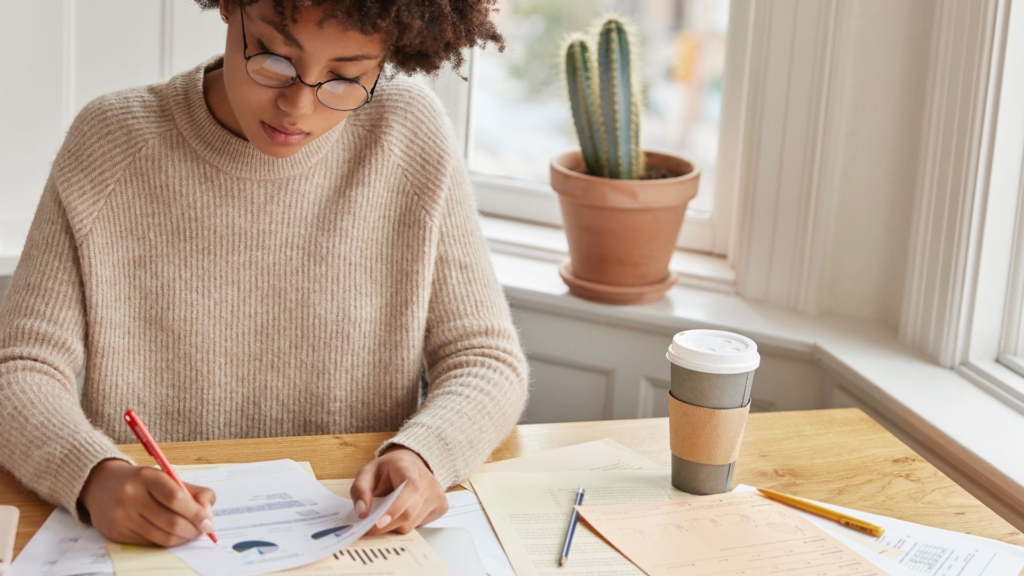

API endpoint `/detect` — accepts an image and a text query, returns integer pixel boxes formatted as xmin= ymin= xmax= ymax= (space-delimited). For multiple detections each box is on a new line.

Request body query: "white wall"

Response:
xmin=816 ymin=0 xmax=932 ymax=323
xmin=0 ymin=0 xmax=223 ymax=241
xmin=733 ymin=0 xmax=935 ymax=327
xmin=512 ymin=305 xmax=828 ymax=425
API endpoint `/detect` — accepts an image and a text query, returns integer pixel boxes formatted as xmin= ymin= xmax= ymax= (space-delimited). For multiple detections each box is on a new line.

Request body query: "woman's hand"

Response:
xmin=350 ymin=446 xmax=448 ymax=535
xmin=79 ymin=459 xmax=217 ymax=547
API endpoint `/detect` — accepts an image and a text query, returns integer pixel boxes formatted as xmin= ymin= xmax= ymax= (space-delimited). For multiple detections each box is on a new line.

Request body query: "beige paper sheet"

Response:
xmin=469 ymin=470 xmax=688 ymax=576
xmin=459 ymin=438 xmax=662 ymax=492
xmin=576 ymin=491 xmax=888 ymax=576
xmin=105 ymin=463 xmax=449 ymax=576
xmin=322 ymin=478 xmax=354 ymax=496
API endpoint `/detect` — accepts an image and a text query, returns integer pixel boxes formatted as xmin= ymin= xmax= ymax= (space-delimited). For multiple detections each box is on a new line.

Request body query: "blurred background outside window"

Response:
xmin=469 ymin=0 xmax=730 ymax=215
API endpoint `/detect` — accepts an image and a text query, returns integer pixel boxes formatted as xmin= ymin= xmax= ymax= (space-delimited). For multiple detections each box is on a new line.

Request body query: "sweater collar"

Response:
xmin=167 ymin=54 xmax=347 ymax=180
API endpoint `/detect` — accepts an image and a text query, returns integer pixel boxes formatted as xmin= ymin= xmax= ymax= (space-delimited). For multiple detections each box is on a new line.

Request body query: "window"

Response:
xmin=954 ymin=0 xmax=1024 ymax=414
xmin=993 ymin=38 xmax=1024 ymax=391
xmin=434 ymin=0 xmax=737 ymax=256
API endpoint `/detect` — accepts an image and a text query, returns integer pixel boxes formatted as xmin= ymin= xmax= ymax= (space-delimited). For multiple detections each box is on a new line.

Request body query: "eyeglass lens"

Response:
xmin=246 ymin=53 xmax=370 ymax=111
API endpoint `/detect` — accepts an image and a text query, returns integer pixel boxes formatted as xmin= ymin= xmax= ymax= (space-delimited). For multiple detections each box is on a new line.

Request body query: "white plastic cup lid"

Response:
xmin=666 ymin=329 xmax=760 ymax=374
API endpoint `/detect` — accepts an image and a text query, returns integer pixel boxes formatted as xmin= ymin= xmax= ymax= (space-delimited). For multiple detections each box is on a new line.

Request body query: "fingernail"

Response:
xmin=200 ymin=519 xmax=215 ymax=533
xmin=376 ymin=515 xmax=391 ymax=529
xmin=355 ymin=501 xmax=367 ymax=517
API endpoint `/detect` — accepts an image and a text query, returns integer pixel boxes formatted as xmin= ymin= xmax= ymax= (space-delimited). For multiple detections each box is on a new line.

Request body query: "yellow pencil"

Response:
xmin=757 ymin=488 xmax=886 ymax=538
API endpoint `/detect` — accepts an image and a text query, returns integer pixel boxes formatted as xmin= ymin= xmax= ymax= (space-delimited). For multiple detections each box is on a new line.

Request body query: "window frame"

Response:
xmin=947 ymin=0 xmax=1024 ymax=415
xmin=428 ymin=0 xmax=754 ymax=258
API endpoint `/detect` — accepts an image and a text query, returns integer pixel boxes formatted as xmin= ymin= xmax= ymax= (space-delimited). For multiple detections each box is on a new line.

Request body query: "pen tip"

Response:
xmin=559 ymin=557 xmax=567 ymax=567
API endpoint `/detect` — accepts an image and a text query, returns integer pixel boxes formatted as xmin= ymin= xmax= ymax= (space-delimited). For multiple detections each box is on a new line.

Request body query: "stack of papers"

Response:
xmin=472 ymin=470 xmax=682 ymax=575
xmin=168 ymin=460 xmax=402 ymax=576
xmin=463 ymin=440 xmax=1024 ymax=576
xmin=10 ymin=460 xmax=431 ymax=576
xmin=467 ymin=439 xmax=675 ymax=576
xmin=13 ymin=441 xmax=1024 ymax=576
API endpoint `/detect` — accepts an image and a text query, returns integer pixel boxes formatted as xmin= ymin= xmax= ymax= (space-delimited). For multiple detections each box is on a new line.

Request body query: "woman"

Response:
xmin=0 ymin=0 xmax=528 ymax=546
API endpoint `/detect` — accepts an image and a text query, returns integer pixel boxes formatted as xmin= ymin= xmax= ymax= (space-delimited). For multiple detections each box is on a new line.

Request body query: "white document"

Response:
xmin=735 ymin=485 xmax=1024 ymax=576
xmin=832 ymin=535 xmax=918 ymax=576
xmin=169 ymin=460 xmax=402 ymax=576
xmin=43 ymin=528 xmax=112 ymax=576
xmin=9 ymin=509 xmax=91 ymax=576
xmin=320 ymin=479 xmax=512 ymax=576
xmin=424 ymin=491 xmax=514 ymax=576
xmin=12 ymin=461 xmax=325 ymax=576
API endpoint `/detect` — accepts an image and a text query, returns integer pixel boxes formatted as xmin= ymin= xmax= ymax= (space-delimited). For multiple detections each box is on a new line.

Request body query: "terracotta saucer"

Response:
xmin=559 ymin=260 xmax=677 ymax=305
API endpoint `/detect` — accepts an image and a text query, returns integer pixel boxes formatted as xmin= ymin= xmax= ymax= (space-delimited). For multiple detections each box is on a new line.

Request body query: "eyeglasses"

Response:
xmin=239 ymin=8 xmax=380 ymax=111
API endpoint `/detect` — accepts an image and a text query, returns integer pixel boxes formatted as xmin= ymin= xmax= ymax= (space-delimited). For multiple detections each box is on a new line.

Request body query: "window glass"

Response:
xmin=470 ymin=0 xmax=730 ymax=213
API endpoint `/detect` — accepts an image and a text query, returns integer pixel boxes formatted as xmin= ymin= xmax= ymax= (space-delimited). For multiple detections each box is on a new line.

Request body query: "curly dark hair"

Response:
xmin=194 ymin=0 xmax=505 ymax=76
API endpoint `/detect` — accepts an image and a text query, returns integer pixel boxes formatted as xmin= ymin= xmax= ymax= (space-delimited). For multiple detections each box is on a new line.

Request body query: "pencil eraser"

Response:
xmin=0 ymin=505 xmax=18 ymax=574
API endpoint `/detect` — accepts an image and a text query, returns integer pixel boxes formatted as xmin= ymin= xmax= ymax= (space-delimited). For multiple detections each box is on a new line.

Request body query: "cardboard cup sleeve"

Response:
xmin=668 ymin=394 xmax=750 ymax=466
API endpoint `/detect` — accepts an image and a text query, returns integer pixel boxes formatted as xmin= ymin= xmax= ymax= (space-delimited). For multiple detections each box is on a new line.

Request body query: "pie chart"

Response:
xmin=311 ymin=525 xmax=354 ymax=540
xmin=232 ymin=540 xmax=280 ymax=555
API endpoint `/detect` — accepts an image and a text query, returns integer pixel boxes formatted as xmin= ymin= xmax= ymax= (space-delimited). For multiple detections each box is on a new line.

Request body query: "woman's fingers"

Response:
xmin=352 ymin=446 xmax=449 ymax=534
xmin=144 ymin=470 xmax=216 ymax=534
xmin=80 ymin=461 xmax=218 ymax=548
xmin=368 ymin=480 xmax=450 ymax=535
xmin=136 ymin=495 xmax=203 ymax=542
xmin=132 ymin=509 xmax=193 ymax=547
xmin=187 ymin=482 xmax=217 ymax=511
xmin=394 ymin=488 xmax=449 ymax=534
xmin=390 ymin=506 xmax=423 ymax=534
xmin=366 ymin=481 xmax=419 ymax=535
xmin=350 ymin=461 xmax=381 ymax=518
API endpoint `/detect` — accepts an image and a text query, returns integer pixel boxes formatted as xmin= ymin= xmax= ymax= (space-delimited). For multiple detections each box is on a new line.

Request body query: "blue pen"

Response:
xmin=559 ymin=487 xmax=585 ymax=567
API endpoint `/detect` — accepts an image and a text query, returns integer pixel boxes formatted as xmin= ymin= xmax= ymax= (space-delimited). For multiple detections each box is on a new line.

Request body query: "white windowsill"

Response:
xmin=479 ymin=215 xmax=736 ymax=294
xmin=485 ymin=223 xmax=1024 ymax=528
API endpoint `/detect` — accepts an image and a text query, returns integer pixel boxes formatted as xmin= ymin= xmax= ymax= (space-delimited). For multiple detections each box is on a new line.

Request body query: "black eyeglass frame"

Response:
xmin=239 ymin=7 xmax=381 ymax=112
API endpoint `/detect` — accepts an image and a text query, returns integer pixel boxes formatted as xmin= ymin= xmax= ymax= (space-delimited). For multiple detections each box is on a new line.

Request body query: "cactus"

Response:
xmin=563 ymin=17 xmax=644 ymax=180
xmin=565 ymin=36 xmax=608 ymax=178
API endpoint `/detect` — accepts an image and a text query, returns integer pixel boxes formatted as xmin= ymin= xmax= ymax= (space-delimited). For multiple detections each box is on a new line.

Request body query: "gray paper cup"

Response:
xmin=666 ymin=329 xmax=759 ymax=495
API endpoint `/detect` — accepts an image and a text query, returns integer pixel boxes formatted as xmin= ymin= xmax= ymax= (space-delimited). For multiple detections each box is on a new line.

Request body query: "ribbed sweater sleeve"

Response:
xmin=0 ymin=174 xmax=133 ymax=519
xmin=373 ymin=87 xmax=530 ymax=487
xmin=380 ymin=164 xmax=530 ymax=487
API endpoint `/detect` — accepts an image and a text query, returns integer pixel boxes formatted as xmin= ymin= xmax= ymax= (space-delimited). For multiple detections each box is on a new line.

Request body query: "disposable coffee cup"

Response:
xmin=666 ymin=329 xmax=759 ymax=495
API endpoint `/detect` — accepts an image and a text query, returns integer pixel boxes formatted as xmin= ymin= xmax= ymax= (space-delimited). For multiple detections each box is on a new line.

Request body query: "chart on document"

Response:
xmin=872 ymin=530 xmax=1019 ymax=575
xmin=332 ymin=546 xmax=407 ymax=565
xmin=284 ymin=532 xmax=451 ymax=576
xmin=169 ymin=460 xmax=402 ymax=576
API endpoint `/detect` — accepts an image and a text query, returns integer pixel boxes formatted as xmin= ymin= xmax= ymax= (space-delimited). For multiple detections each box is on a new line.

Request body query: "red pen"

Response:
xmin=123 ymin=409 xmax=218 ymax=544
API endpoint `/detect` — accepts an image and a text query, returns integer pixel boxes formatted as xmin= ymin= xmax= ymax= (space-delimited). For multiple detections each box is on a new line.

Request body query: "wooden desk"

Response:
xmin=3 ymin=408 xmax=1023 ymax=562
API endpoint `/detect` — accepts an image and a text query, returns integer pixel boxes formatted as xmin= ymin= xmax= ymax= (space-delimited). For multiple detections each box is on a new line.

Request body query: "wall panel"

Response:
xmin=0 ymin=0 xmax=222 ymax=234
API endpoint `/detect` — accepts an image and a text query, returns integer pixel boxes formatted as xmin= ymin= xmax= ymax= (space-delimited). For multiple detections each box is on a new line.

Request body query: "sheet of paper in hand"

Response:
xmin=169 ymin=459 xmax=403 ymax=576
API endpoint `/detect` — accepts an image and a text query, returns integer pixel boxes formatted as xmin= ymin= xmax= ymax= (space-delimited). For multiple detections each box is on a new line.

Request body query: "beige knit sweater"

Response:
xmin=0 ymin=55 xmax=529 ymax=518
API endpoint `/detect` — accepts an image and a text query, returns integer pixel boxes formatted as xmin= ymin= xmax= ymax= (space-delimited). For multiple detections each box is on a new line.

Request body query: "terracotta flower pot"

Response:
xmin=550 ymin=149 xmax=700 ymax=305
